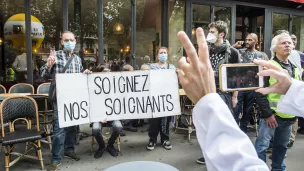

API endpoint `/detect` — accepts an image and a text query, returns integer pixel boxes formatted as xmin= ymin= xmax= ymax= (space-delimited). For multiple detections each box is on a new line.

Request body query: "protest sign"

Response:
xmin=56 ymin=73 xmax=90 ymax=128
xmin=57 ymin=70 xmax=180 ymax=128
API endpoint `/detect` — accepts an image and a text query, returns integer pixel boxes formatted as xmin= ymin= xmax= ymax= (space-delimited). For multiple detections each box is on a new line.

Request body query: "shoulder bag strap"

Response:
xmin=61 ymin=54 xmax=75 ymax=73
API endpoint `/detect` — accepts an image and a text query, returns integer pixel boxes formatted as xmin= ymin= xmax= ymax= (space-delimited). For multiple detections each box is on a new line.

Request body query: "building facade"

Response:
xmin=0 ymin=0 xmax=303 ymax=88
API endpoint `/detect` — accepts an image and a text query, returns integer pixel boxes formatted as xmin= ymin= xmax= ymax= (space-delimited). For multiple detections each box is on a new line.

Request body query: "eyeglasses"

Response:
xmin=63 ymin=39 xmax=75 ymax=42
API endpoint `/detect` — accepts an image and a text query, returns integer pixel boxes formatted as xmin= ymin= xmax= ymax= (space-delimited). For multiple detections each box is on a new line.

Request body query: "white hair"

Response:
xmin=270 ymin=33 xmax=294 ymax=57
xmin=141 ymin=64 xmax=150 ymax=70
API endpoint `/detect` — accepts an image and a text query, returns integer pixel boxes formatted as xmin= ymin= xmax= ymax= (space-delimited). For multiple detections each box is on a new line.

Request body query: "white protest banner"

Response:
xmin=88 ymin=71 xmax=152 ymax=122
xmin=56 ymin=70 xmax=181 ymax=128
xmin=149 ymin=70 xmax=180 ymax=118
xmin=56 ymin=73 xmax=90 ymax=128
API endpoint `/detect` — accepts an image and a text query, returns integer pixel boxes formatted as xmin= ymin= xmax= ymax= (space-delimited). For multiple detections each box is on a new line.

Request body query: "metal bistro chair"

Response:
xmin=175 ymin=90 xmax=195 ymax=142
xmin=238 ymin=100 xmax=260 ymax=137
xmin=37 ymin=83 xmax=51 ymax=95
xmin=0 ymin=84 xmax=6 ymax=94
xmin=8 ymin=83 xmax=34 ymax=94
xmin=0 ymin=96 xmax=44 ymax=171
xmin=36 ymin=82 xmax=54 ymax=151
xmin=251 ymin=102 xmax=261 ymax=137
xmin=27 ymin=94 xmax=53 ymax=151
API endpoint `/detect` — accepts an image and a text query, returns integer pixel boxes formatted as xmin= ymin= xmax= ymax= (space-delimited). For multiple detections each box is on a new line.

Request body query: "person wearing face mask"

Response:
xmin=40 ymin=31 xmax=91 ymax=171
xmin=196 ymin=20 xmax=241 ymax=165
xmin=147 ymin=47 xmax=175 ymax=151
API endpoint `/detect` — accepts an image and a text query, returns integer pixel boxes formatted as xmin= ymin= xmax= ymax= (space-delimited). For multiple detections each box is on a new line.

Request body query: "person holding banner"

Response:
xmin=147 ymin=47 xmax=175 ymax=151
xmin=176 ymin=28 xmax=268 ymax=171
xmin=40 ymin=31 xmax=91 ymax=171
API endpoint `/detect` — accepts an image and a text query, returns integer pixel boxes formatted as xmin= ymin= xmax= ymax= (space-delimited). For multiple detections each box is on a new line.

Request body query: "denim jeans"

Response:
xmin=52 ymin=103 xmax=77 ymax=163
xmin=233 ymin=90 xmax=256 ymax=133
xmin=92 ymin=120 xmax=122 ymax=148
xmin=254 ymin=116 xmax=292 ymax=171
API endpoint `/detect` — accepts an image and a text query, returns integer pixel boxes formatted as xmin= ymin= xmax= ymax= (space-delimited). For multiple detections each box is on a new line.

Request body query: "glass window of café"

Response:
xmin=68 ymin=0 xmax=98 ymax=69
xmin=103 ymin=0 xmax=131 ymax=67
xmin=0 ymin=0 xmax=62 ymax=88
xmin=31 ymin=0 xmax=62 ymax=86
xmin=292 ymin=15 xmax=304 ymax=52
xmin=135 ymin=0 xmax=161 ymax=69
xmin=168 ymin=0 xmax=185 ymax=67
xmin=1 ymin=0 xmax=26 ymax=88
xmin=272 ymin=13 xmax=289 ymax=35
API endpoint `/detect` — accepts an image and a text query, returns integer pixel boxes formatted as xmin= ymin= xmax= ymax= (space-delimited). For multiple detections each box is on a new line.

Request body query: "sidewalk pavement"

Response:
xmin=1 ymin=124 xmax=304 ymax=171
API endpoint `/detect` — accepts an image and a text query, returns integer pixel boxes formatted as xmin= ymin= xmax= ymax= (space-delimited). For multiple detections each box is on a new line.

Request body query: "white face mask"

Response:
xmin=206 ymin=33 xmax=218 ymax=44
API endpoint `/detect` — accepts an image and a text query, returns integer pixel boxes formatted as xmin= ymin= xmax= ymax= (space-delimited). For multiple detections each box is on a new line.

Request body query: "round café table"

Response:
xmin=105 ymin=161 xmax=179 ymax=171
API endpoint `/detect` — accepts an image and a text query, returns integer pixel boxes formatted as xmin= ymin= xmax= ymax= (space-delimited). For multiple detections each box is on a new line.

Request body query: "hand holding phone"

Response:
xmin=219 ymin=64 xmax=263 ymax=92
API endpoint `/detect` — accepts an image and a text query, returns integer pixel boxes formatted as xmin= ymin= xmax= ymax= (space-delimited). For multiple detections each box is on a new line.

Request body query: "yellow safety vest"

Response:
xmin=6 ymin=68 xmax=15 ymax=82
xmin=267 ymin=60 xmax=301 ymax=118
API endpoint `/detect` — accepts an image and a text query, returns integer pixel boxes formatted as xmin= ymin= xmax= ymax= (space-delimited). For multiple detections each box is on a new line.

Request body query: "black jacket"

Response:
xmin=257 ymin=57 xmax=297 ymax=121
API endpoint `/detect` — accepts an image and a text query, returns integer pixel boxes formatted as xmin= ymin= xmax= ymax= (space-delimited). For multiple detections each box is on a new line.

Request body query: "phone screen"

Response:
xmin=226 ymin=66 xmax=260 ymax=89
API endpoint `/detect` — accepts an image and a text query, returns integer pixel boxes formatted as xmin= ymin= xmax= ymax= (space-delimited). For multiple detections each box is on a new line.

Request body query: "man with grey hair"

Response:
xmin=254 ymin=33 xmax=301 ymax=171
xmin=270 ymin=31 xmax=303 ymax=149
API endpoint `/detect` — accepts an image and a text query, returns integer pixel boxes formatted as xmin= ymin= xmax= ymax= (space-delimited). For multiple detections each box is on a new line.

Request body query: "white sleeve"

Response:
xmin=193 ymin=93 xmax=269 ymax=171
xmin=277 ymin=79 xmax=304 ymax=117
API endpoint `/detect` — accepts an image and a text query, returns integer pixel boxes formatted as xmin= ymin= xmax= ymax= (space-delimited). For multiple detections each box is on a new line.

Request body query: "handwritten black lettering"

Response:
xmin=152 ymin=96 xmax=160 ymax=112
xmin=123 ymin=97 xmax=127 ymax=114
xmin=128 ymin=97 xmax=136 ymax=113
xmin=102 ymin=77 xmax=111 ymax=94
xmin=113 ymin=98 xmax=122 ymax=115
xmin=133 ymin=75 xmax=141 ymax=92
xmin=136 ymin=97 xmax=145 ymax=113
xmin=105 ymin=98 xmax=113 ymax=115
xmin=142 ymin=75 xmax=149 ymax=92
xmin=126 ymin=76 xmax=134 ymax=92
xmin=118 ymin=76 xmax=126 ymax=93
xmin=160 ymin=95 xmax=166 ymax=111
xmin=73 ymin=102 xmax=80 ymax=120
xmin=166 ymin=95 xmax=174 ymax=111
xmin=145 ymin=96 xmax=153 ymax=112
xmin=64 ymin=103 xmax=73 ymax=121
xmin=113 ymin=76 xmax=116 ymax=93
xmin=94 ymin=76 xmax=102 ymax=94
xmin=80 ymin=101 xmax=89 ymax=118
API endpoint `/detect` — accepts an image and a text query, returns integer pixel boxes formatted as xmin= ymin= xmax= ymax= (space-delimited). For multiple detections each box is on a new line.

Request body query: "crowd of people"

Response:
xmin=41 ymin=18 xmax=304 ymax=171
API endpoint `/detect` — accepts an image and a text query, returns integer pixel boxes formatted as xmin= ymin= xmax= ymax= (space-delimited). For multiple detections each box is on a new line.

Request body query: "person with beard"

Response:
xmin=196 ymin=20 xmax=241 ymax=165
xmin=232 ymin=33 xmax=267 ymax=133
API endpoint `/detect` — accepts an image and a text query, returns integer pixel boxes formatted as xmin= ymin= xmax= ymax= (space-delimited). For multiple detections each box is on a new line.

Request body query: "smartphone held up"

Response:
xmin=219 ymin=64 xmax=263 ymax=92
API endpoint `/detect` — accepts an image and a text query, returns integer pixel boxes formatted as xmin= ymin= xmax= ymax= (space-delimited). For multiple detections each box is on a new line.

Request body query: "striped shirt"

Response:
xmin=40 ymin=50 xmax=83 ymax=80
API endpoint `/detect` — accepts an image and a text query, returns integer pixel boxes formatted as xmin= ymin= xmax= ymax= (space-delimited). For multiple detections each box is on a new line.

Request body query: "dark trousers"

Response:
xmin=233 ymin=90 xmax=256 ymax=133
xmin=298 ymin=117 xmax=304 ymax=128
xmin=148 ymin=117 xmax=171 ymax=143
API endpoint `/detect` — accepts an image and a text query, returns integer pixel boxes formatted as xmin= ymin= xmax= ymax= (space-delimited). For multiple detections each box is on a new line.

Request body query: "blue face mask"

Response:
xmin=63 ymin=41 xmax=76 ymax=51
xmin=158 ymin=54 xmax=168 ymax=63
